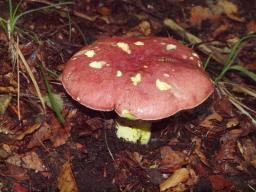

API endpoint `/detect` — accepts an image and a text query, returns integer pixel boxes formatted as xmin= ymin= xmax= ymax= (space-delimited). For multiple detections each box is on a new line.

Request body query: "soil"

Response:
xmin=0 ymin=0 xmax=256 ymax=192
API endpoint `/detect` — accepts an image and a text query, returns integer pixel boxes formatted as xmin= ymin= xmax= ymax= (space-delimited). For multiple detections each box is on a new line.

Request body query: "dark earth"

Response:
xmin=0 ymin=0 xmax=256 ymax=192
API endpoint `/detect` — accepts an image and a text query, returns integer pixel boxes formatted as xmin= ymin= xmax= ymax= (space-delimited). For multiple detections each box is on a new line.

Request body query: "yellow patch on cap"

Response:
xmin=156 ymin=79 xmax=172 ymax=91
xmin=117 ymin=42 xmax=131 ymax=54
xmin=131 ymin=73 xmax=141 ymax=86
xmin=84 ymin=50 xmax=96 ymax=58
xmin=89 ymin=61 xmax=106 ymax=69
xmin=192 ymin=52 xmax=199 ymax=58
xmin=116 ymin=70 xmax=123 ymax=77
xmin=166 ymin=44 xmax=177 ymax=50
xmin=74 ymin=49 xmax=88 ymax=56
xmin=134 ymin=41 xmax=144 ymax=46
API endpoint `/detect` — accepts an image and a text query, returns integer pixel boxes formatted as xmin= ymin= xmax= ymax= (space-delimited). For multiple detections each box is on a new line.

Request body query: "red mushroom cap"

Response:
xmin=62 ymin=36 xmax=214 ymax=120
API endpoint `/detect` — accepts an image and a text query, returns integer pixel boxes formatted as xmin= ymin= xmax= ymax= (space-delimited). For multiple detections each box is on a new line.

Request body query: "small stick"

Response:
xmin=26 ymin=0 xmax=97 ymax=22
xmin=164 ymin=18 xmax=228 ymax=64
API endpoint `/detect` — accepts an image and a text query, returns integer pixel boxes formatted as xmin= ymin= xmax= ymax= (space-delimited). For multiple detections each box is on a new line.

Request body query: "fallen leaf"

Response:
xmin=226 ymin=117 xmax=239 ymax=128
xmin=215 ymin=129 xmax=243 ymax=161
xmin=199 ymin=111 xmax=223 ymax=129
xmin=247 ymin=20 xmax=256 ymax=33
xmin=213 ymin=0 xmax=243 ymax=22
xmin=12 ymin=182 xmax=29 ymax=192
xmin=192 ymin=137 xmax=210 ymax=166
xmin=209 ymin=175 xmax=232 ymax=191
xmin=86 ymin=117 xmax=104 ymax=130
xmin=27 ymin=122 xmax=52 ymax=148
xmin=58 ymin=162 xmax=78 ymax=192
xmin=237 ymin=138 xmax=256 ymax=168
xmin=138 ymin=20 xmax=152 ymax=36
xmin=160 ymin=146 xmax=187 ymax=172
xmin=0 ymin=95 xmax=12 ymax=114
xmin=213 ymin=23 xmax=230 ymax=38
xmin=15 ymin=117 xmax=43 ymax=140
xmin=190 ymin=6 xmax=210 ymax=26
xmin=216 ymin=0 xmax=237 ymax=15
xmin=128 ymin=20 xmax=152 ymax=36
xmin=0 ymin=163 xmax=29 ymax=181
xmin=214 ymin=96 xmax=234 ymax=116
xmin=97 ymin=6 xmax=111 ymax=16
xmin=159 ymin=168 xmax=189 ymax=191
xmin=6 ymin=151 xmax=46 ymax=172
xmin=51 ymin=117 xmax=72 ymax=147
xmin=190 ymin=6 xmax=218 ymax=27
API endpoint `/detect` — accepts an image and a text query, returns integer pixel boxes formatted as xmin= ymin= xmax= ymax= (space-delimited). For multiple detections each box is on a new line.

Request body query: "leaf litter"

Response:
xmin=0 ymin=0 xmax=256 ymax=191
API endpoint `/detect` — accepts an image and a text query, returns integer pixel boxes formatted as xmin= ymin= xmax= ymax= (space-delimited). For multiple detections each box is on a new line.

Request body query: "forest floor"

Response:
xmin=0 ymin=0 xmax=256 ymax=191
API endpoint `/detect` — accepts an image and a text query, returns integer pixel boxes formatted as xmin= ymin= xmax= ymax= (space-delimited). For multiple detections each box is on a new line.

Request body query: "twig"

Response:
xmin=26 ymin=0 xmax=97 ymax=22
xmin=17 ymin=53 xmax=21 ymax=120
xmin=14 ymin=42 xmax=46 ymax=112
xmin=163 ymin=18 xmax=228 ymax=64
xmin=104 ymin=129 xmax=115 ymax=161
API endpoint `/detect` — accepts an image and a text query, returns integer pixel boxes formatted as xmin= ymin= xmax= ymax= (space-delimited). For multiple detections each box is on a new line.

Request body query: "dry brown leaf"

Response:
xmin=86 ymin=117 xmax=104 ymax=130
xmin=159 ymin=168 xmax=189 ymax=191
xmin=12 ymin=182 xmax=29 ymax=192
xmin=0 ymin=95 xmax=12 ymax=115
xmin=58 ymin=162 xmax=78 ymax=192
xmin=217 ymin=0 xmax=237 ymax=15
xmin=190 ymin=6 xmax=219 ymax=27
xmin=192 ymin=137 xmax=210 ymax=166
xmin=0 ymin=163 xmax=29 ymax=181
xmin=214 ymin=96 xmax=234 ymax=116
xmin=199 ymin=111 xmax=223 ymax=129
xmin=15 ymin=119 xmax=42 ymax=140
xmin=97 ymin=6 xmax=111 ymax=16
xmin=160 ymin=146 xmax=187 ymax=172
xmin=215 ymin=0 xmax=243 ymax=22
xmin=27 ymin=122 xmax=51 ymax=148
xmin=237 ymin=138 xmax=256 ymax=168
xmin=209 ymin=175 xmax=232 ymax=191
xmin=138 ymin=20 xmax=152 ymax=36
xmin=226 ymin=117 xmax=239 ymax=128
xmin=247 ymin=20 xmax=256 ymax=33
xmin=49 ymin=116 xmax=72 ymax=147
xmin=6 ymin=151 xmax=46 ymax=172
xmin=215 ymin=129 xmax=243 ymax=161
xmin=213 ymin=23 xmax=230 ymax=38
xmin=28 ymin=114 xmax=72 ymax=148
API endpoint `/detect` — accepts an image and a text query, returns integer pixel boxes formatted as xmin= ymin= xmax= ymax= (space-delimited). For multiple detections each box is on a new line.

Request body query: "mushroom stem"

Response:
xmin=115 ymin=117 xmax=152 ymax=145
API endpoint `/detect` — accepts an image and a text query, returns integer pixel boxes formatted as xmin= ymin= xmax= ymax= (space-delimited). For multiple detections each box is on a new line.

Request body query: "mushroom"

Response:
xmin=62 ymin=36 xmax=214 ymax=144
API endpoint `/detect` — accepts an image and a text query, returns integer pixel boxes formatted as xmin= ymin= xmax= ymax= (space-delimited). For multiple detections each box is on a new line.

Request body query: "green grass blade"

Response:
xmin=203 ymin=55 xmax=211 ymax=70
xmin=71 ymin=20 xmax=88 ymax=44
xmin=0 ymin=18 xmax=7 ymax=34
xmin=8 ymin=0 xmax=13 ymax=19
xmin=215 ymin=34 xmax=256 ymax=83
xmin=12 ymin=2 xmax=73 ymax=32
xmin=16 ymin=2 xmax=73 ymax=19
xmin=40 ymin=65 xmax=65 ymax=125
xmin=12 ymin=0 xmax=23 ymax=19
xmin=229 ymin=65 xmax=256 ymax=82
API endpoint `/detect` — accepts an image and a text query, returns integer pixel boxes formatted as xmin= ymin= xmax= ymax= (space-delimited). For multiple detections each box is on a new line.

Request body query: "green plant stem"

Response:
xmin=215 ymin=34 xmax=256 ymax=83
xmin=40 ymin=65 xmax=65 ymax=125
